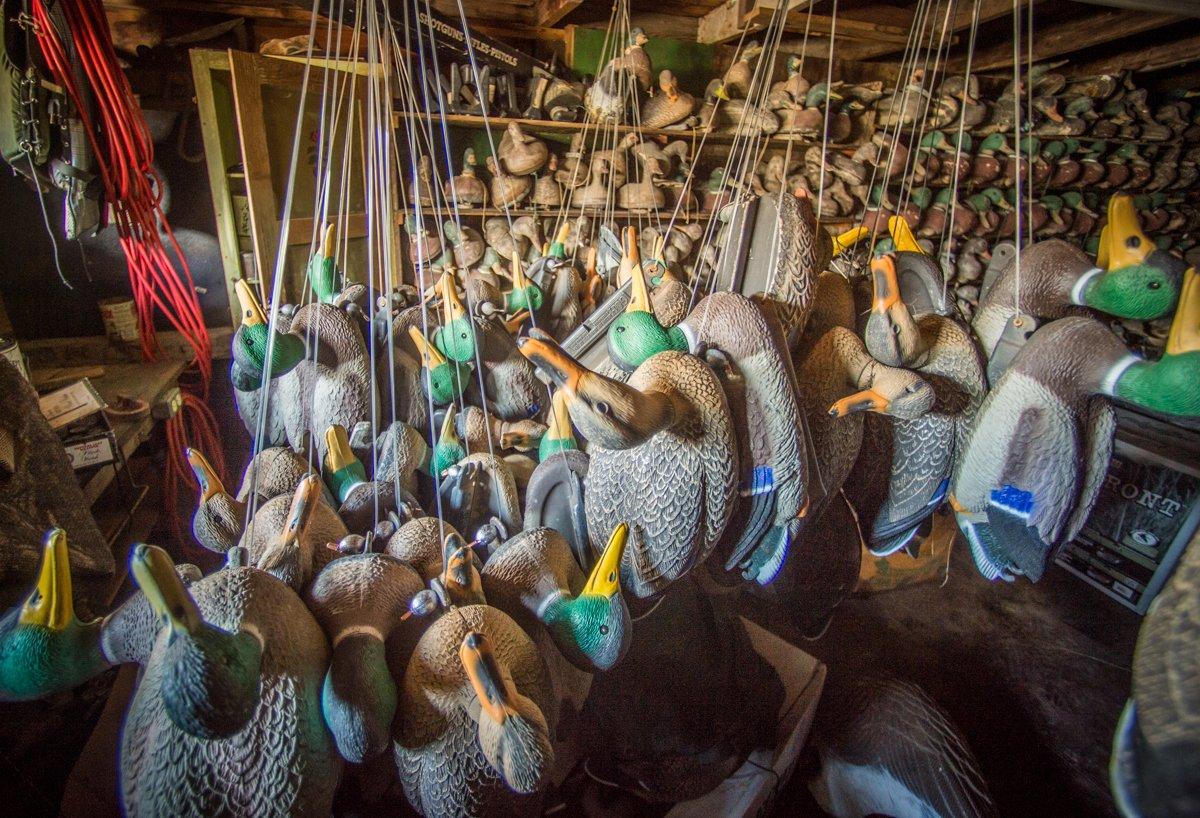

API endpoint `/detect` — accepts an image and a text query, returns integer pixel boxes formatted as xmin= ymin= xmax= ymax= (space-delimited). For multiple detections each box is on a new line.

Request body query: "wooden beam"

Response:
xmin=697 ymin=0 xmax=750 ymax=44
xmin=950 ymin=0 xmax=1036 ymax=32
xmin=698 ymin=0 xmax=912 ymax=45
xmin=950 ymin=8 xmax=1181 ymax=71
xmin=1069 ymin=29 xmax=1200 ymax=74
xmin=534 ymin=0 xmax=581 ymax=27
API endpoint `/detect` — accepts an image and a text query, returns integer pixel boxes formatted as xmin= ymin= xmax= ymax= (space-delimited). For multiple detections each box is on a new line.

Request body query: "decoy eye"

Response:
xmin=599 ymin=625 xmax=610 ymax=635
xmin=1126 ymin=236 xmax=1141 ymax=249
xmin=595 ymin=401 xmax=612 ymax=416
xmin=1148 ymin=280 xmax=1161 ymax=290
xmin=892 ymin=325 xmax=902 ymax=335
xmin=615 ymin=325 xmax=625 ymax=333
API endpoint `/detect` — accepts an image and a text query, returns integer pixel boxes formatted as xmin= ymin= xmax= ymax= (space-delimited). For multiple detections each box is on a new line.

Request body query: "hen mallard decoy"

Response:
xmin=186 ymin=447 xmax=245 ymax=553
xmin=810 ymin=676 xmax=997 ymax=818
xmin=519 ymin=328 xmax=737 ymax=599
xmin=712 ymin=41 xmax=763 ymax=100
xmin=973 ymin=194 xmax=1187 ymax=362
xmin=498 ymin=122 xmax=549 ymax=177
xmin=240 ymin=474 xmax=347 ymax=591
xmin=953 ymin=268 xmax=1200 ymax=582
xmin=235 ymin=444 xmax=312 ymax=506
xmin=641 ymin=69 xmax=695 ymax=129
xmin=230 ymin=279 xmax=305 ymax=391
xmin=394 ymin=611 xmax=555 ymax=817
xmin=307 ymin=549 xmax=424 ymax=763
xmin=485 ymin=155 xmax=532 ymax=209
xmin=861 ymin=256 xmax=988 ymax=556
xmin=0 ymin=533 xmax=341 ymax=814
xmin=1111 ymin=523 xmax=1200 ymax=818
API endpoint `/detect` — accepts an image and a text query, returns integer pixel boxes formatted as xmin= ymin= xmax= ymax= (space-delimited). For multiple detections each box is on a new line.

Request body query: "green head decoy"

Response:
xmin=458 ymin=629 xmax=553 ymax=794
xmin=540 ymin=523 xmax=631 ymax=672
xmin=1080 ymin=193 xmax=1185 ymax=319
xmin=979 ymin=133 xmax=1013 ymax=156
xmin=606 ymin=226 xmax=687 ymax=372
xmin=805 ymin=82 xmax=842 ymax=109
xmin=131 ymin=542 xmax=263 ymax=739
xmin=909 ymin=187 xmax=933 ymax=211
xmin=786 ymin=54 xmax=802 ymax=76
xmin=307 ymin=222 xmax=341 ymax=304
xmin=429 ymin=403 xmax=468 ymax=477
xmin=432 ymin=271 xmax=477 ymax=363
xmin=1114 ymin=267 xmax=1200 ymax=416
xmin=504 ymin=251 xmax=545 ymax=314
xmin=231 ymin=279 xmax=305 ymax=387
xmin=322 ymin=424 xmax=367 ymax=504
xmin=187 ymin=448 xmax=245 ymax=553
xmin=0 ymin=530 xmax=108 ymax=701
xmin=538 ymin=387 xmax=579 ymax=462
xmin=409 ymin=325 xmax=471 ymax=406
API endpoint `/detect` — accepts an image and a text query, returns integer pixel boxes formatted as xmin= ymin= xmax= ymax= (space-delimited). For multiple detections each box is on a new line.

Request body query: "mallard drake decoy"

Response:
xmin=485 ymin=155 xmax=532 ymax=209
xmin=241 ymin=474 xmax=347 ymax=591
xmin=972 ymin=194 xmax=1187 ymax=361
xmin=323 ymin=424 xmax=404 ymax=534
xmin=394 ymin=611 xmax=554 ymax=817
xmin=519 ymin=328 xmax=737 ymax=598
xmin=446 ymin=147 xmax=487 ymax=207
xmin=810 ymin=676 xmax=997 ymax=818
xmin=1111 ymin=507 xmax=1200 ymax=818
xmin=498 ymin=122 xmax=549 ymax=177
xmin=0 ymin=535 xmax=341 ymax=813
xmin=187 ymin=447 xmax=244 ymax=553
xmin=306 ymin=222 xmax=341 ymax=304
xmin=641 ymin=69 xmax=695 ymax=129
xmin=411 ymin=325 xmax=472 ymax=407
xmin=307 ymin=550 xmax=423 ymax=763
xmin=953 ymin=269 xmax=1200 ymax=581
xmin=230 ymin=280 xmax=305 ymax=391
xmin=767 ymin=54 xmax=810 ymax=111
xmin=861 ymin=256 xmax=988 ymax=555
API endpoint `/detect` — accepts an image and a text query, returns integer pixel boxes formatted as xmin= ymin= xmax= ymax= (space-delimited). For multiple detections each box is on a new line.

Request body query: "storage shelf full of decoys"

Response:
xmin=1 ymin=1 xmax=1199 ymax=817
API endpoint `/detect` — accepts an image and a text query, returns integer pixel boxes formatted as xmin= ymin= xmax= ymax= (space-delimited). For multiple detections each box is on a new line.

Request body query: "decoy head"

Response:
xmin=828 ymin=365 xmax=935 ymax=421
xmin=887 ymin=215 xmax=926 ymax=255
xmin=430 ymin=404 xmax=467 ymax=477
xmin=538 ymin=387 xmax=579 ymax=461
xmin=542 ymin=523 xmax=632 ymax=672
xmin=1111 ymin=267 xmax=1200 ymax=417
xmin=187 ymin=447 xmax=229 ymax=505
xmin=0 ymin=529 xmax=109 ymax=701
xmin=232 ymin=280 xmax=305 ymax=381
xmin=409 ymin=325 xmax=471 ymax=406
xmin=308 ymin=222 xmax=340 ymax=304
xmin=459 ymin=631 xmax=553 ymax=794
xmin=629 ymin=27 xmax=648 ymax=47
xmin=131 ymin=543 xmax=262 ymax=740
xmin=831 ymin=225 xmax=870 ymax=258
xmin=658 ymin=69 xmax=680 ymax=100
xmin=433 ymin=271 xmax=478 ymax=363
xmin=440 ymin=532 xmax=485 ymax=606
xmin=786 ymin=55 xmax=802 ymax=75
xmin=864 ymin=255 xmax=926 ymax=367
xmin=323 ymin=424 xmax=368 ymax=504
xmin=505 ymin=251 xmax=545 ymax=314
xmin=1073 ymin=194 xmax=1185 ymax=320
xmin=255 ymin=475 xmax=323 ymax=589
xmin=519 ymin=328 xmax=675 ymax=450
xmin=607 ymin=227 xmax=688 ymax=372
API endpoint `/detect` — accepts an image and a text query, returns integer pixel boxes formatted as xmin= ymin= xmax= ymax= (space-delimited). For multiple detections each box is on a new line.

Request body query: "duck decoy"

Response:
xmin=861 ymin=256 xmax=988 ymax=556
xmin=972 ymin=194 xmax=1187 ymax=362
xmin=711 ymin=40 xmax=762 ymax=100
xmin=439 ymin=452 xmax=523 ymax=541
xmin=443 ymin=220 xmax=487 ymax=269
xmin=572 ymin=156 xmax=612 ymax=210
xmin=382 ymin=517 xmax=460 ymax=581
xmin=394 ymin=612 xmax=555 ymax=817
xmin=1111 ymin=506 xmax=1200 ymax=818
xmin=1045 ymin=139 xmax=1082 ymax=187
xmin=531 ymin=155 xmax=562 ymax=208
xmin=519 ymin=328 xmax=737 ymax=599
xmin=235 ymin=444 xmax=312 ymax=506
xmin=406 ymin=213 xmax=444 ymax=270
xmin=306 ymin=222 xmax=342 ymax=304
xmin=1061 ymin=191 xmax=1098 ymax=237
xmin=876 ymin=71 xmax=932 ymax=129
xmin=0 ymin=534 xmax=341 ymax=814
xmin=322 ymin=424 xmax=404 ymax=534
xmin=809 ymin=676 xmax=997 ymax=818
xmin=969 ymin=133 xmax=1011 ymax=187
xmin=240 ymin=474 xmax=347 ymax=591
xmin=953 ymin=268 xmax=1200 ymax=581
xmin=455 ymin=403 xmax=545 ymax=458
xmin=306 ymin=549 xmax=424 ymax=763
xmin=767 ymin=55 xmax=810 ymax=111
xmin=486 ymin=154 xmax=532 ymax=209
xmin=411 ymin=325 xmax=472 ymax=408
xmin=230 ymin=279 xmax=305 ymax=392
xmin=187 ymin=447 xmax=244 ymax=553
xmin=524 ymin=392 xmax=590 ymax=561
xmin=498 ymin=122 xmax=549 ymax=177
xmin=445 ymin=147 xmax=487 ymax=207
xmin=410 ymin=155 xmax=437 ymax=207
xmin=641 ymin=69 xmax=696 ymax=129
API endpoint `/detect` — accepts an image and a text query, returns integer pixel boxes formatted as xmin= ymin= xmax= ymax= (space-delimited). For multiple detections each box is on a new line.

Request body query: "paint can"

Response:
xmin=0 ymin=335 xmax=29 ymax=381
xmin=97 ymin=297 xmax=141 ymax=355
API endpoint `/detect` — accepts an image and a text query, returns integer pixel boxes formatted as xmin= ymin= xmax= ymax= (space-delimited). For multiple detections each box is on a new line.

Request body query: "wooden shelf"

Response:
xmin=403 ymin=204 xmax=715 ymax=221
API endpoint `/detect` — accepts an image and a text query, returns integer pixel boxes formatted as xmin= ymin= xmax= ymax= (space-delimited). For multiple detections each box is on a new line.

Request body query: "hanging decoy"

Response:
xmin=972 ymin=194 xmax=1187 ymax=361
xmin=861 ymin=256 xmax=987 ymax=555
xmin=306 ymin=549 xmax=424 ymax=763
xmin=809 ymin=676 xmax=997 ymax=818
xmin=235 ymin=444 xmax=312 ymax=506
xmin=322 ymin=424 xmax=404 ymax=534
xmin=456 ymin=404 xmax=545 ymax=457
xmin=519 ymin=328 xmax=737 ymax=598
xmin=0 ymin=534 xmax=342 ymax=814
xmin=641 ymin=69 xmax=696 ymax=129
xmin=953 ymin=268 xmax=1200 ymax=581
xmin=446 ymin=147 xmax=487 ymax=207
xmin=240 ymin=475 xmax=347 ymax=591
xmin=439 ymin=452 xmax=523 ymax=541
xmin=572 ymin=156 xmax=612 ymax=210
xmin=187 ymin=447 xmax=244 ymax=553
xmin=394 ymin=615 xmax=555 ymax=818
xmin=230 ymin=279 xmax=305 ymax=392
xmin=383 ymin=517 xmax=463 ymax=583
xmin=410 ymin=154 xmax=437 ymax=207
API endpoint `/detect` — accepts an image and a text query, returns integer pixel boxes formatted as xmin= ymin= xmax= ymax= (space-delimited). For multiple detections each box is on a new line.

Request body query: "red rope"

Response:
xmin=31 ymin=1 xmax=229 ymax=547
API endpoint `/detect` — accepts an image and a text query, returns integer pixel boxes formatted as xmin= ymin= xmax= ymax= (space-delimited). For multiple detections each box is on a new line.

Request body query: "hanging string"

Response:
xmin=815 ymin=0 xmax=838 ymax=222
xmin=1011 ymin=0 xmax=1023 ymax=319
xmin=942 ymin=0 xmax=982 ymax=311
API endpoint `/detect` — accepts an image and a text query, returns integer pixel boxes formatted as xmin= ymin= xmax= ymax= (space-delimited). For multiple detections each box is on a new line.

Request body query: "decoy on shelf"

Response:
xmin=497 ymin=122 xmax=549 ymax=177
xmin=446 ymin=147 xmax=488 ymax=207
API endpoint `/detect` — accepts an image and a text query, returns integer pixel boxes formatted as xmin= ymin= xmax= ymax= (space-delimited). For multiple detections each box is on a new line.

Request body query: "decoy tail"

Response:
xmin=953 ymin=506 xmax=1014 ymax=583
xmin=724 ymin=466 xmax=778 ymax=572
xmin=986 ymin=487 xmax=1052 ymax=581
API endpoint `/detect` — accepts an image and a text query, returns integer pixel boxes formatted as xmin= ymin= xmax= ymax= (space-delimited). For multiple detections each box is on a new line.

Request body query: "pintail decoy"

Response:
xmin=862 ymin=256 xmax=988 ymax=556
xmin=519 ymin=328 xmax=738 ymax=599
xmin=809 ymin=676 xmax=997 ymax=818
xmin=306 ymin=549 xmax=423 ymax=763
xmin=394 ymin=612 xmax=555 ymax=817
xmin=972 ymin=194 xmax=1187 ymax=361
xmin=953 ymin=269 xmax=1200 ymax=581
xmin=187 ymin=447 xmax=244 ymax=553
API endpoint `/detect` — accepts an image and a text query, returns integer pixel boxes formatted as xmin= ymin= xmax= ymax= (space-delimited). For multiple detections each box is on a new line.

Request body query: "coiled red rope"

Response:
xmin=31 ymin=0 xmax=227 ymax=539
